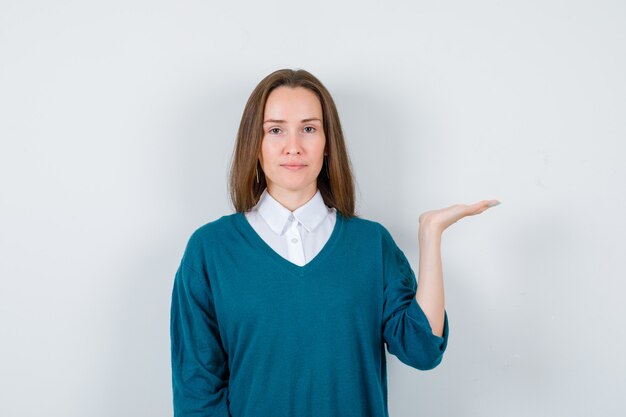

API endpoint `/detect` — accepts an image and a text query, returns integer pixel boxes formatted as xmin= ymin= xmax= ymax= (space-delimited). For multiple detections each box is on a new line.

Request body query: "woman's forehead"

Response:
xmin=264 ymin=87 xmax=322 ymax=120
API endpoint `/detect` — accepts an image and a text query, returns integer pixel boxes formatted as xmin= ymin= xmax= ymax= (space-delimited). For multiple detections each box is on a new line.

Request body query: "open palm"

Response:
xmin=419 ymin=200 xmax=500 ymax=234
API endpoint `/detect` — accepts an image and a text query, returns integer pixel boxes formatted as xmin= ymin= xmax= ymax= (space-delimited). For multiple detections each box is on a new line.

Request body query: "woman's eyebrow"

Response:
xmin=263 ymin=118 xmax=321 ymax=124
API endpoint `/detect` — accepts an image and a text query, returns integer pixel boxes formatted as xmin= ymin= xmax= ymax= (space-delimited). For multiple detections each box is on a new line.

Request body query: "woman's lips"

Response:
xmin=281 ymin=164 xmax=306 ymax=171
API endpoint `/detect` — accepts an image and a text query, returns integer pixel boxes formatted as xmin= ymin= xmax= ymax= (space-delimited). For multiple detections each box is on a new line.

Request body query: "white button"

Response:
xmin=288 ymin=215 xmax=295 ymax=221
xmin=291 ymin=237 xmax=298 ymax=243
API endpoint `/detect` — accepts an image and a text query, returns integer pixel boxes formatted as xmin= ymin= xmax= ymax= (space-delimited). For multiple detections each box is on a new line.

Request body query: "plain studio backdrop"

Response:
xmin=1 ymin=1 xmax=624 ymax=416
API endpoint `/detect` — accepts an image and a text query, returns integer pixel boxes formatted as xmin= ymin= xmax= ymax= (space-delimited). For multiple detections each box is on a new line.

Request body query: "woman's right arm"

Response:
xmin=170 ymin=260 xmax=231 ymax=417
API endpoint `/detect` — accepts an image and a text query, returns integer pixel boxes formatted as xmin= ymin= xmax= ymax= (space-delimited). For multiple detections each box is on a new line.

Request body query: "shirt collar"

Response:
xmin=254 ymin=187 xmax=330 ymax=236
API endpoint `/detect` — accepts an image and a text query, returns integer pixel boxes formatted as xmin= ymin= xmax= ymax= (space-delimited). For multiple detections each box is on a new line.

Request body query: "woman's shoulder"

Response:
xmin=181 ymin=213 xmax=239 ymax=260
xmin=191 ymin=212 xmax=237 ymax=235
xmin=341 ymin=213 xmax=390 ymax=239
xmin=187 ymin=212 xmax=239 ymax=244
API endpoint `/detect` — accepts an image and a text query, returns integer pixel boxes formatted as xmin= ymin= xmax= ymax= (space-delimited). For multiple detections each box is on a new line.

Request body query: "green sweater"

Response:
xmin=170 ymin=211 xmax=449 ymax=417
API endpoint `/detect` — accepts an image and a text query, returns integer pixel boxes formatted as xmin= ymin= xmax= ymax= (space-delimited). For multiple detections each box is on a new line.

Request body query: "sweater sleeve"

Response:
xmin=381 ymin=225 xmax=449 ymax=371
xmin=170 ymin=258 xmax=231 ymax=416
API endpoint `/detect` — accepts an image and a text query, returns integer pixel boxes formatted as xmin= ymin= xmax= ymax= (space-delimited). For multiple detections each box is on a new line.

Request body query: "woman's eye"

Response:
xmin=304 ymin=126 xmax=316 ymax=133
xmin=269 ymin=128 xmax=281 ymax=134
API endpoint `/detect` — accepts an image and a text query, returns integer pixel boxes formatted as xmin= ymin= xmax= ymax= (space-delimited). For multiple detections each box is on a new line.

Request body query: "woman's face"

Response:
xmin=260 ymin=86 xmax=326 ymax=197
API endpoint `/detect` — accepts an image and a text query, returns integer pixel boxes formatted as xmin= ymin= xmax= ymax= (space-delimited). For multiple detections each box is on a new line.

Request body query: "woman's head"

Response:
xmin=259 ymin=85 xmax=326 ymax=204
xmin=229 ymin=68 xmax=356 ymax=218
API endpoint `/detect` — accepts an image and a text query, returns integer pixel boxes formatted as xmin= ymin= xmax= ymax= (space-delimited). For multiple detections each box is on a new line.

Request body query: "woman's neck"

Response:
xmin=266 ymin=183 xmax=318 ymax=212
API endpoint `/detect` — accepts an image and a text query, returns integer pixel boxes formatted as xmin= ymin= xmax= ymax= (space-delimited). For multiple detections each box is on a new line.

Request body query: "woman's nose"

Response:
xmin=285 ymin=131 xmax=302 ymax=154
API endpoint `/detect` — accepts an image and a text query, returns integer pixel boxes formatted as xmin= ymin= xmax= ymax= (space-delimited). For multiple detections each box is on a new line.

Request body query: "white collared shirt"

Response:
xmin=244 ymin=187 xmax=337 ymax=266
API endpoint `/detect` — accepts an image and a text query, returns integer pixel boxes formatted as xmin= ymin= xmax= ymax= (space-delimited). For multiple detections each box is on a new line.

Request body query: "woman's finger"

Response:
xmin=465 ymin=200 xmax=500 ymax=216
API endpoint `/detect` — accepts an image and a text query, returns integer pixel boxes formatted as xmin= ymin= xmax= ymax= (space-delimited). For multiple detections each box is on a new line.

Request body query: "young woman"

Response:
xmin=170 ymin=68 xmax=500 ymax=417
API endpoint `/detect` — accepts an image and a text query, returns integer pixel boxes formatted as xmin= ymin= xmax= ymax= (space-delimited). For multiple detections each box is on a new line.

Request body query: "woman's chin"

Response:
xmin=269 ymin=179 xmax=317 ymax=193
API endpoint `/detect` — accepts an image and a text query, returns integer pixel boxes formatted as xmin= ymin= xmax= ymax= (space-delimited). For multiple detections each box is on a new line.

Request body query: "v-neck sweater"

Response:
xmin=170 ymin=211 xmax=450 ymax=417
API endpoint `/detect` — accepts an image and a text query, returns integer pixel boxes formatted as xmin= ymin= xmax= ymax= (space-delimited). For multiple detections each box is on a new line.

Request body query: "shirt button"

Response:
xmin=288 ymin=215 xmax=295 ymax=221
xmin=291 ymin=237 xmax=298 ymax=243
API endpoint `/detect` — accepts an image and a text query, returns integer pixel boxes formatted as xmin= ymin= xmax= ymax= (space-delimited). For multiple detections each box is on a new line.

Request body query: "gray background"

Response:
xmin=1 ymin=1 xmax=624 ymax=416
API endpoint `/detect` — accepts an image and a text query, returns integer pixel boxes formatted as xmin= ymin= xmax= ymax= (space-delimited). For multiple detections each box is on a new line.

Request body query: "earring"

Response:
xmin=256 ymin=165 xmax=259 ymax=183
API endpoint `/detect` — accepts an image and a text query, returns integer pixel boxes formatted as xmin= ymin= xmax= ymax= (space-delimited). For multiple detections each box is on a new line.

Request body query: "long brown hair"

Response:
xmin=228 ymin=68 xmax=357 ymax=218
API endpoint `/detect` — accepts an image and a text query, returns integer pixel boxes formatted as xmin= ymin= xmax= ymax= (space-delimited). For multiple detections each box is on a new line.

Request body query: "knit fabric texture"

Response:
xmin=170 ymin=211 xmax=449 ymax=417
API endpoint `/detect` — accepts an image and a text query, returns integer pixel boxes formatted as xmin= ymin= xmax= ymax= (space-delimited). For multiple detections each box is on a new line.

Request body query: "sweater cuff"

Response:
xmin=406 ymin=296 xmax=449 ymax=352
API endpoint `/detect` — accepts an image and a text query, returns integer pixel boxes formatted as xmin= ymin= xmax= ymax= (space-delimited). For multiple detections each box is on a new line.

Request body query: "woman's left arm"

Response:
xmin=415 ymin=199 xmax=501 ymax=337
